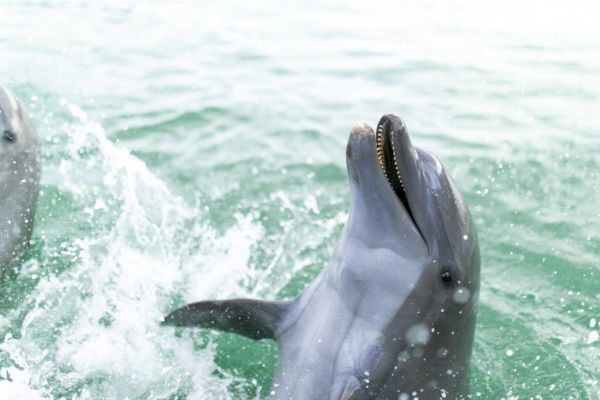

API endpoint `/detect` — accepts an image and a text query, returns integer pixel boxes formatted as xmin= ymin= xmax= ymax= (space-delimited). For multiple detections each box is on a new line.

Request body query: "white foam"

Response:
xmin=0 ymin=334 xmax=46 ymax=400
xmin=1 ymin=104 xmax=265 ymax=398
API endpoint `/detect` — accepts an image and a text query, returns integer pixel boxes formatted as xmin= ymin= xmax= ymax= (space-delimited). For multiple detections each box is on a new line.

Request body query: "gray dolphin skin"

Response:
xmin=163 ymin=114 xmax=480 ymax=399
xmin=0 ymin=86 xmax=40 ymax=270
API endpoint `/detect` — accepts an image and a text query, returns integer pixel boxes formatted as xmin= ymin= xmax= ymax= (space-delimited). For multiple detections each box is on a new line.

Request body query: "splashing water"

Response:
xmin=0 ymin=104 xmax=274 ymax=399
xmin=0 ymin=0 xmax=599 ymax=399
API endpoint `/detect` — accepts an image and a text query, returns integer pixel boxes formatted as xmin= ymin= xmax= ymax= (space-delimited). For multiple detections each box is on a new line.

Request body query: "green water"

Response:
xmin=1 ymin=0 xmax=599 ymax=398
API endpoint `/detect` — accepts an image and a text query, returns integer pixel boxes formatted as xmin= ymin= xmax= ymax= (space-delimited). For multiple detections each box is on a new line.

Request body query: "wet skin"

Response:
xmin=164 ymin=115 xmax=480 ymax=399
xmin=0 ymin=86 xmax=40 ymax=270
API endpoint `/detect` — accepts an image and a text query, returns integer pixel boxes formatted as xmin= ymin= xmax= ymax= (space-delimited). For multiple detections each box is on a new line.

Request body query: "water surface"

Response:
xmin=0 ymin=0 xmax=599 ymax=398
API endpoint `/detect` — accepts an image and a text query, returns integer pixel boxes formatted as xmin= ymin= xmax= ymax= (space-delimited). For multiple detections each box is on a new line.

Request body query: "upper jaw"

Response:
xmin=375 ymin=115 xmax=414 ymax=224
xmin=345 ymin=118 xmax=429 ymax=250
xmin=374 ymin=114 xmax=432 ymax=244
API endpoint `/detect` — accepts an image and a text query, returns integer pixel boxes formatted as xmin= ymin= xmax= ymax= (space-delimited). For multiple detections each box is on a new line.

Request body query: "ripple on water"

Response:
xmin=0 ymin=0 xmax=599 ymax=398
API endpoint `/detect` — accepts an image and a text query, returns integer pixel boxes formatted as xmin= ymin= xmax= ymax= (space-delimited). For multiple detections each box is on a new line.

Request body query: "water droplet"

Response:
xmin=463 ymin=234 xmax=468 ymax=240
xmin=506 ymin=349 xmax=514 ymax=356
xmin=412 ymin=347 xmax=424 ymax=358
xmin=398 ymin=350 xmax=411 ymax=362
xmin=406 ymin=323 xmax=431 ymax=346
xmin=453 ymin=287 xmax=471 ymax=304
xmin=436 ymin=347 xmax=448 ymax=357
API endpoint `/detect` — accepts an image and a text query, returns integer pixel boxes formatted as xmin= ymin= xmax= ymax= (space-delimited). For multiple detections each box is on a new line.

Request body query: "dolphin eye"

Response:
xmin=440 ymin=269 xmax=453 ymax=286
xmin=3 ymin=129 xmax=16 ymax=143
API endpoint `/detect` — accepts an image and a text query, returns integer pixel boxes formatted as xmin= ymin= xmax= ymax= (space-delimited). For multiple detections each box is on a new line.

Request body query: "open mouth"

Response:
xmin=375 ymin=118 xmax=415 ymax=223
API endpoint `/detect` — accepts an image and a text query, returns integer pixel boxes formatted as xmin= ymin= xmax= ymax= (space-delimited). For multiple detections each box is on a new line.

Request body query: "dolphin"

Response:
xmin=0 ymin=86 xmax=40 ymax=270
xmin=163 ymin=115 xmax=480 ymax=399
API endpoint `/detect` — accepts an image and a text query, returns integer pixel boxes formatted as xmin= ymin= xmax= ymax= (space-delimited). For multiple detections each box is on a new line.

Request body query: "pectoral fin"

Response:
xmin=162 ymin=299 xmax=290 ymax=340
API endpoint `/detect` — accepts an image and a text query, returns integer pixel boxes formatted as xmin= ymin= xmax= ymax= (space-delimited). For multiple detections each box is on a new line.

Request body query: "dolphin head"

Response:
xmin=0 ymin=86 xmax=40 ymax=268
xmin=160 ymin=113 xmax=480 ymax=398
xmin=0 ymin=86 xmax=39 ymax=199
xmin=342 ymin=114 xmax=480 ymax=395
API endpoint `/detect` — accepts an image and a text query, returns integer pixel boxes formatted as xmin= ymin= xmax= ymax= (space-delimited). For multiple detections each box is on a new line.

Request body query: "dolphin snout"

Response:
xmin=350 ymin=122 xmax=373 ymax=138
xmin=346 ymin=123 xmax=375 ymax=161
xmin=346 ymin=122 xmax=380 ymax=188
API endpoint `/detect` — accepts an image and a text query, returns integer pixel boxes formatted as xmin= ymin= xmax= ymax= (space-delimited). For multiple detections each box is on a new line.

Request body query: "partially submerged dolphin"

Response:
xmin=0 ymin=86 xmax=40 ymax=269
xmin=164 ymin=115 xmax=480 ymax=399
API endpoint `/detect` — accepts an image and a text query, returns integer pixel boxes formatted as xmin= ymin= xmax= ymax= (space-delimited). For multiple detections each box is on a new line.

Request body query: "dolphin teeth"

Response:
xmin=376 ymin=123 xmax=388 ymax=180
xmin=375 ymin=121 xmax=405 ymax=190
xmin=389 ymin=133 xmax=404 ymax=189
